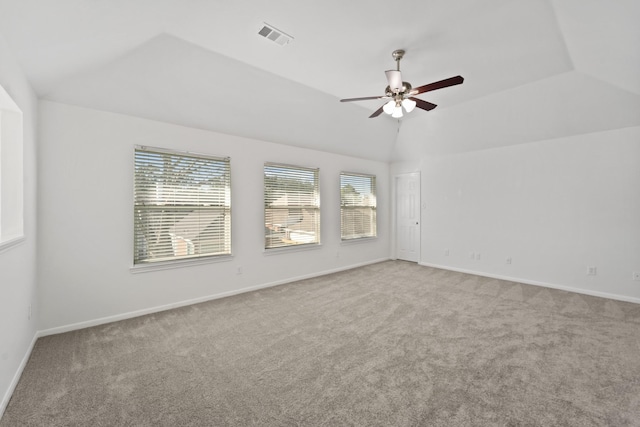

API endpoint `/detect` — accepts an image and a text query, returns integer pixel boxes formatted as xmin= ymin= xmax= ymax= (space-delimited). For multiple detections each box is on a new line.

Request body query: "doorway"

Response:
xmin=395 ymin=172 xmax=420 ymax=262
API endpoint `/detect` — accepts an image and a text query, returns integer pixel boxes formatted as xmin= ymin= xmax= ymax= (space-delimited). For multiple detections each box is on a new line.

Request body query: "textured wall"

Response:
xmin=37 ymin=101 xmax=390 ymax=331
xmin=392 ymin=126 xmax=640 ymax=302
xmin=0 ymin=35 xmax=39 ymax=415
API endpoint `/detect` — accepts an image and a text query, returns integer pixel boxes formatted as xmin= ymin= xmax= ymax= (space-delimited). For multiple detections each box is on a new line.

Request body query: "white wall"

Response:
xmin=391 ymin=127 xmax=640 ymax=302
xmin=0 ymin=36 xmax=38 ymax=415
xmin=37 ymin=101 xmax=390 ymax=332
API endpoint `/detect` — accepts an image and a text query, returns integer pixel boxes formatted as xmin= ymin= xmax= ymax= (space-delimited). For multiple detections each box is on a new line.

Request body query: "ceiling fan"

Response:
xmin=340 ymin=49 xmax=464 ymax=118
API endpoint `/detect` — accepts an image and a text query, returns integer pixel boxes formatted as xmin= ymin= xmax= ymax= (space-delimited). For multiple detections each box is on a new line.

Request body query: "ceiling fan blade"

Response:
xmin=369 ymin=106 xmax=385 ymax=118
xmin=340 ymin=96 xmax=383 ymax=102
xmin=409 ymin=97 xmax=437 ymax=111
xmin=385 ymin=70 xmax=403 ymax=91
xmin=412 ymin=75 xmax=464 ymax=95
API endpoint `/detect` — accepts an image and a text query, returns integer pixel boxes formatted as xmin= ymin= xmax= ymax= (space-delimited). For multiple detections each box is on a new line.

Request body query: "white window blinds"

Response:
xmin=264 ymin=163 xmax=320 ymax=249
xmin=134 ymin=146 xmax=231 ymax=264
xmin=340 ymin=172 xmax=377 ymax=240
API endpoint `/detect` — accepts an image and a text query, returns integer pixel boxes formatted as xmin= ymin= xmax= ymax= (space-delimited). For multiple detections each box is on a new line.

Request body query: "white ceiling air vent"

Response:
xmin=258 ymin=23 xmax=293 ymax=46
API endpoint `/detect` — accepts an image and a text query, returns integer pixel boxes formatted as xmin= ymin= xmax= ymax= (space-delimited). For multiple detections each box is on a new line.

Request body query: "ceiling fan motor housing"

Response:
xmin=385 ymin=82 xmax=412 ymax=98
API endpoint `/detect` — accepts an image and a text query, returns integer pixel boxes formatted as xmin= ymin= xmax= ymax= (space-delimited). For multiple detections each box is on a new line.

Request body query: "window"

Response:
xmin=264 ymin=163 xmax=320 ymax=249
xmin=340 ymin=172 xmax=376 ymax=240
xmin=134 ymin=146 xmax=231 ymax=264
xmin=0 ymin=84 xmax=24 ymax=250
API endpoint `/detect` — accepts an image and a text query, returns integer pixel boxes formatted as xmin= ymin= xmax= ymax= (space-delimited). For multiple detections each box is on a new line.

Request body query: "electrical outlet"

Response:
xmin=444 ymin=249 xmax=450 ymax=256
xmin=587 ymin=266 xmax=597 ymax=276
xmin=506 ymin=257 xmax=512 ymax=265
xmin=633 ymin=272 xmax=640 ymax=281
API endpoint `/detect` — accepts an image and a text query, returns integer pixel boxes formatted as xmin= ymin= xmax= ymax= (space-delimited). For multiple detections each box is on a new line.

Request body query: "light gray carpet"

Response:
xmin=2 ymin=261 xmax=640 ymax=426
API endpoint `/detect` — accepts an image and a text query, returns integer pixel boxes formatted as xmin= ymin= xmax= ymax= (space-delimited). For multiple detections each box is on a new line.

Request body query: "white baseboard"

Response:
xmin=0 ymin=331 xmax=39 ymax=420
xmin=39 ymin=258 xmax=390 ymax=337
xmin=419 ymin=261 xmax=640 ymax=305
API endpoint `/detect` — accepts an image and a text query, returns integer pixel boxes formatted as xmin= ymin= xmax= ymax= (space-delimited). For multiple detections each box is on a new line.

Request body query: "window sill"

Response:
xmin=0 ymin=235 xmax=26 ymax=254
xmin=341 ymin=236 xmax=377 ymax=245
xmin=263 ymin=243 xmax=322 ymax=256
xmin=130 ymin=254 xmax=233 ymax=274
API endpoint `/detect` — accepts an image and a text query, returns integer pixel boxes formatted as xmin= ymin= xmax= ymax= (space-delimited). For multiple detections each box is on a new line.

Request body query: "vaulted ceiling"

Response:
xmin=1 ymin=0 xmax=638 ymax=161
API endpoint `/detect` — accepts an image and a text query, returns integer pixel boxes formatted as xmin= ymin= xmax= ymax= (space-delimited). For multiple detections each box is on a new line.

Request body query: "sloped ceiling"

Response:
xmin=0 ymin=0 xmax=638 ymax=162
xmin=394 ymin=71 xmax=640 ymax=159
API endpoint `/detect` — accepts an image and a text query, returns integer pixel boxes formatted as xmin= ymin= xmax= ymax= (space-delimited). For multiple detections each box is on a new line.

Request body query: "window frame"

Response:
xmin=0 ymin=84 xmax=25 ymax=253
xmin=340 ymin=172 xmax=377 ymax=241
xmin=264 ymin=162 xmax=321 ymax=251
xmin=132 ymin=145 xmax=232 ymax=269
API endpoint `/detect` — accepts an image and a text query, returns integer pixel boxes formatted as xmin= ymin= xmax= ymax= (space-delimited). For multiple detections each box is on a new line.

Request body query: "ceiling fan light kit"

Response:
xmin=340 ymin=49 xmax=464 ymax=119
xmin=402 ymin=98 xmax=416 ymax=113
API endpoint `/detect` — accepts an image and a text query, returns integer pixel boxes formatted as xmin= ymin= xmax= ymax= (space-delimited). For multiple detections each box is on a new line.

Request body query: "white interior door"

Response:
xmin=396 ymin=172 xmax=420 ymax=262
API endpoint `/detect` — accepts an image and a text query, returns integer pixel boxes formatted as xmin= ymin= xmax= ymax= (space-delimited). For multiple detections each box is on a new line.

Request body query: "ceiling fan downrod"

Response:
xmin=386 ymin=49 xmax=406 ymax=94
xmin=392 ymin=49 xmax=405 ymax=71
